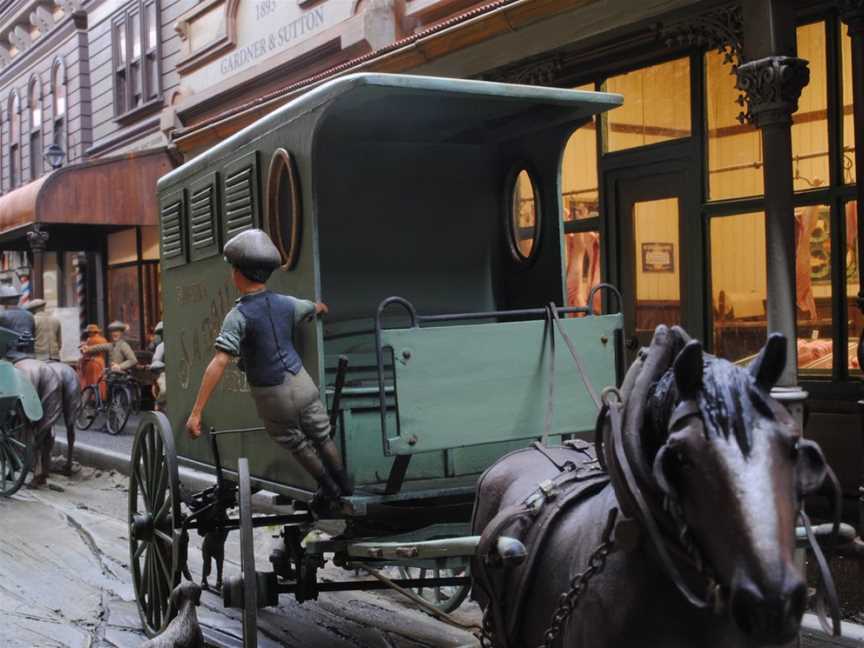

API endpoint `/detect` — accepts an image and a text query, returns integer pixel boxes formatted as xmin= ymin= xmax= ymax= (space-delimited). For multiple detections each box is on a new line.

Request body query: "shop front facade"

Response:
xmin=159 ymin=0 xmax=863 ymax=495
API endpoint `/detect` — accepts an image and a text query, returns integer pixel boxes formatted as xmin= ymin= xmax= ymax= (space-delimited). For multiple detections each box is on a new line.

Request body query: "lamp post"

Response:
xmin=44 ymin=143 xmax=65 ymax=170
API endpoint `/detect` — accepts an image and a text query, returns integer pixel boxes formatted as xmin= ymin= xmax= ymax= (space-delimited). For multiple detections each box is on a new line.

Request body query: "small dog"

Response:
xmin=140 ymin=582 xmax=204 ymax=648
xmin=201 ymin=529 xmax=229 ymax=591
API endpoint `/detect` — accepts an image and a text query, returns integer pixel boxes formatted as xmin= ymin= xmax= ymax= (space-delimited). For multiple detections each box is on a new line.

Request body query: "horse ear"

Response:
xmin=796 ymin=439 xmax=828 ymax=496
xmin=673 ymin=340 xmax=703 ymax=398
xmin=749 ymin=333 xmax=787 ymax=390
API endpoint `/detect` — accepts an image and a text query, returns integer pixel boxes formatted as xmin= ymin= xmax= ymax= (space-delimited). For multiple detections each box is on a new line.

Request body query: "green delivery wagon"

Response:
xmin=128 ymin=73 xmax=624 ymax=645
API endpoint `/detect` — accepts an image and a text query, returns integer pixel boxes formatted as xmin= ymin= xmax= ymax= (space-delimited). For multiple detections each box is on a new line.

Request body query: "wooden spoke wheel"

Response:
xmin=396 ymin=565 xmax=471 ymax=613
xmin=107 ymin=384 xmax=132 ymax=436
xmin=128 ymin=412 xmax=183 ymax=637
xmin=75 ymin=385 xmax=99 ymax=431
xmin=0 ymin=405 xmax=31 ymax=497
xmin=238 ymin=458 xmax=259 ymax=648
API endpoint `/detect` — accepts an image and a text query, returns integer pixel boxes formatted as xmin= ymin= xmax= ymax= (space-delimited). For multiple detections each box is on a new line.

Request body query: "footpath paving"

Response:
xmin=46 ymin=414 xmax=864 ymax=648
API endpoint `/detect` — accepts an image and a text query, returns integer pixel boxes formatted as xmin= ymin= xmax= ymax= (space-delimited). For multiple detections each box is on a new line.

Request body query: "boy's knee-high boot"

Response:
xmin=292 ymin=446 xmax=341 ymax=498
xmin=317 ymin=438 xmax=353 ymax=496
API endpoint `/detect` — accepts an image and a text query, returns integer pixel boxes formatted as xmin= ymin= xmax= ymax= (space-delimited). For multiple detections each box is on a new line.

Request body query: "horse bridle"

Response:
xmin=597 ymin=385 xmax=843 ymax=636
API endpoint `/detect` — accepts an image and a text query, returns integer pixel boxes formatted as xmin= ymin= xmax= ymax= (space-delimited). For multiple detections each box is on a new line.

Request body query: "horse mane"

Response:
xmin=642 ymin=355 xmax=765 ymax=460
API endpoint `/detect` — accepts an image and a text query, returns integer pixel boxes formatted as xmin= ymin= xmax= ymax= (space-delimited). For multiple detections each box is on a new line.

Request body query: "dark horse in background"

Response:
xmin=472 ymin=325 xmax=831 ymax=648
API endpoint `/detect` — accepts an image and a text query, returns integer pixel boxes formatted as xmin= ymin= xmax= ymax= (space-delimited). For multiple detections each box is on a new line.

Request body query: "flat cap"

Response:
xmin=24 ymin=298 xmax=46 ymax=311
xmin=223 ymin=229 xmax=281 ymax=271
xmin=108 ymin=320 xmax=129 ymax=332
xmin=0 ymin=284 xmax=21 ymax=300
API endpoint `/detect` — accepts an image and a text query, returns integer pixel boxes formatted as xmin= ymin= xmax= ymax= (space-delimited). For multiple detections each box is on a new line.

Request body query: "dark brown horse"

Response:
xmin=472 ymin=325 xmax=831 ymax=648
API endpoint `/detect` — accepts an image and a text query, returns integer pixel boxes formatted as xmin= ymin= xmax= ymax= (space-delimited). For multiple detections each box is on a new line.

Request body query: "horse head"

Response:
xmin=642 ymin=332 xmax=827 ymax=645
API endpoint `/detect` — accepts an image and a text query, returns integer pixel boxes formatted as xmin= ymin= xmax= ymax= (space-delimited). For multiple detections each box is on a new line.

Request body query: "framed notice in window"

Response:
xmin=641 ymin=242 xmax=675 ymax=273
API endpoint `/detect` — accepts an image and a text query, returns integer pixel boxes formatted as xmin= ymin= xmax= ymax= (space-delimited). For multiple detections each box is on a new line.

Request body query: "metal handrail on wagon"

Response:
xmin=373 ymin=284 xmax=624 ymax=493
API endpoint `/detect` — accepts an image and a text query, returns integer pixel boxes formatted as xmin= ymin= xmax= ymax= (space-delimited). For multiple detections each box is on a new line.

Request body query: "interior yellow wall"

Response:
xmin=634 ymin=198 xmax=680 ymax=301
xmin=710 ymin=212 xmax=767 ymax=309
xmin=791 ymin=22 xmax=829 ymax=191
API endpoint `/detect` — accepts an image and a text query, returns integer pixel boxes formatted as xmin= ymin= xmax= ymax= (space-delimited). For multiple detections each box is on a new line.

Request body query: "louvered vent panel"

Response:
xmin=190 ymin=184 xmax=215 ymax=250
xmin=160 ymin=199 xmax=184 ymax=263
xmin=224 ymin=166 xmax=255 ymax=238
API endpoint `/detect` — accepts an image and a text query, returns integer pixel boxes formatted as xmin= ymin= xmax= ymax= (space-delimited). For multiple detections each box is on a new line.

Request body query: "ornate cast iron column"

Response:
xmin=736 ymin=0 xmax=809 ymax=392
xmin=26 ymin=224 xmax=49 ymax=300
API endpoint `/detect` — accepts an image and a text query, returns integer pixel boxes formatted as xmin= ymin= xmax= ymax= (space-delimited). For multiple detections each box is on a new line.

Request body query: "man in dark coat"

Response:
xmin=0 ymin=284 xmax=35 ymax=361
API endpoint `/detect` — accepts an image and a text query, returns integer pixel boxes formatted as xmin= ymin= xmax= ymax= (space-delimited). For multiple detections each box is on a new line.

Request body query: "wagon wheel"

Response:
xmin=0 ymin=405 xmax=31 ymax=497
xmin=238 ymin=457 xmax=259 ymax=648
xmin=129 ymin=412 xmax=183 ymax=637
xmin=75 ymin=385 xmax=99 ymax=430
xmin=396 ymin=565 xmax=471 ymax=613
xmin=107 ymin=385 xmax=132 ymax=435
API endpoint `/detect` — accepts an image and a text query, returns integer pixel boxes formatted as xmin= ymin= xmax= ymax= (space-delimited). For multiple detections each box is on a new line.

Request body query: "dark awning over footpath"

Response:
xmin=0 ymin=148 xmax=174 ymax=244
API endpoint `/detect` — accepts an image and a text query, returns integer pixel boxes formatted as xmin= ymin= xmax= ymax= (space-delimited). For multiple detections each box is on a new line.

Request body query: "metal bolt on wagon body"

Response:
xmin=129 ymin=72 xmax=625 ymax=644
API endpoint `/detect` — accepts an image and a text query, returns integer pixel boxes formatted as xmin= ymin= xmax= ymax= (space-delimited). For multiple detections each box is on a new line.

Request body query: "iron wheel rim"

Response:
xmin=0 ymin=406 xmax=31 ymax=497
xmin=107 ymin=386 xmax=131 ymax=435
xmin=396 ymin=565 xmax=471 ymax=613
xmin=75 ymin=386 xmax=99 ymax=430
xmin=128 ymin=412 xmax=182 ymax=637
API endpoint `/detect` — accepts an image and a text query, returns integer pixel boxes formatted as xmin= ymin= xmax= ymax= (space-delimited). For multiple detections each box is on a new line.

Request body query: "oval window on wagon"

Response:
xmin=267 ymin=148 xmax=302 ymax=269
xmin=509 ymin=168 xmax=540 ymax=262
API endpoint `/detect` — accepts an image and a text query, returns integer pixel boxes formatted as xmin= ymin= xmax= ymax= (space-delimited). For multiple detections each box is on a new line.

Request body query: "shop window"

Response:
xmin=795 ymin=204 xmax=833 ymax=375
xmin=28 ymin=76 xmax=41 ymax=180
xmin=842 ymin=25 xmax=856 ymax=184
xmin=603 ymin=58 xmax=691 ymax=153
xmin=711 ymin=207 xmax=835 ymax=372
xmin=634 ymin=198 xmax=681 ymax=333
xmin=561 ymin=83 xmax=598 ymax=221
xmin=509 ymin=168 xmax=539 ymax=261
xmin=51 ymin=58 xmax=66 ymax=150
xmin=267 ymin=149 xmax=302 ymax=269
xmin=8 ymin=91 xmax=20 ymax=188
xmin=711 ymin=212 xmax=767 ymax=363
xmin=706 ymin=52 xmax=764 ymax=200
xmin=791 ymin=22 xmax=829 ymax=193
xmin=848 ymin=201 xmax=862 ymax=374
xmin=564 ymin=231 xmax=602 ymax=313
xmin=112 ymin=0 xmax=160 ymax=119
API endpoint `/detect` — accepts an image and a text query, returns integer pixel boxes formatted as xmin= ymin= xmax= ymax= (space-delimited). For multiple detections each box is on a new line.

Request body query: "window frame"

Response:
xmin=112 ymin=0 xmax=161 ymax=121
xmin=51 ymin=57 xmax=67 ymax=154
xmin=8 ymin=91 xmax=21 ymax=189
xmin=28 ymin=75 xmax=42 ymax=180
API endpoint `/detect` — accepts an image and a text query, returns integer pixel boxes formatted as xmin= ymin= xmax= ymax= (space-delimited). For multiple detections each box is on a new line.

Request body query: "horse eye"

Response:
xmin=790 ymin=440 xmax=800 ymax=461
xmin=675 ymin=449 xmax=690 ymax=467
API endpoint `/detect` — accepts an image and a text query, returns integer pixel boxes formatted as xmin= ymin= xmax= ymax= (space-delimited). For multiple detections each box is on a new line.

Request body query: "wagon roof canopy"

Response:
xmin=159 ymin=73 xmax=622 ymax=188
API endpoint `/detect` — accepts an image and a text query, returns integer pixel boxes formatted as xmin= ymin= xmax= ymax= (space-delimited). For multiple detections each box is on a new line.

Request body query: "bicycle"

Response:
xmin=76 ymin=370 xmax=139 ymax=435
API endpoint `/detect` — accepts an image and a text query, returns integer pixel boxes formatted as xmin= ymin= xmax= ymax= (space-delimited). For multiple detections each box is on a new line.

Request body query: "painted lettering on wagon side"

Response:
xmin=219 ymin=7 xmax=327 ymax=76
xmin=177 ymin=278 xmax=249 ymax=393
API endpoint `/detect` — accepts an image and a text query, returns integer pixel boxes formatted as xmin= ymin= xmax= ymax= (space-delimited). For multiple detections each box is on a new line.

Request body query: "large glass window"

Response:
xmin=52 ymin=59 xmax=66 ymax=150
xmin=634 ymin=198 xmax=681 ymax=333
xmin=795 ymin=203 xmax=833 ymax=374
xmin=706 ymin=52 xmax=764 ymax=200
xmin=8 ymin=91 xmax=20 ymax=188
xmin=562 ymin=83 xmax=603 ymax=313
xmin=848 ymin=200 xmax=862 ymax=374
xmin=791 ymin=22 xmax=829 ymax=192
xmin=711 ymin=212 xmax=767 ymax=363
xmin=843 ymin=26 xmax=856 ymax=184
xmin=113 ymin=1 xmax=160 ymax=117
xmin=603 ymin=57 xmax=691 ymax=152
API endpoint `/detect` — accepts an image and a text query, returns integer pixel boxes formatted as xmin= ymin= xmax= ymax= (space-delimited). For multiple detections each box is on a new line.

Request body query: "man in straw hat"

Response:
xmin=185 ymin=229 xmax=351 ymax=502
xmin=80 ymin=320 xmax=137 ymax=373
xmin=25 ymin=299 xmax=62 ymax=361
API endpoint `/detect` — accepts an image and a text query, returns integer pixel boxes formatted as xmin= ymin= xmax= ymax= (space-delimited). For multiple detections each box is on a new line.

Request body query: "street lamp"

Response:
xmin=44 ymin=143 xmax=65 ymax=170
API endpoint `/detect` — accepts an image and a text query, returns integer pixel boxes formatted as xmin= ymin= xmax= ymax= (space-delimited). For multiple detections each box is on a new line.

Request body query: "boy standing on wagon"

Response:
xmin=185 ymin=229 xmax=351 ymax=501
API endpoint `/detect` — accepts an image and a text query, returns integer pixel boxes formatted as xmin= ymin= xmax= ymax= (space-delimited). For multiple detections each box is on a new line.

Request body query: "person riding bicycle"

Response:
xmin=81 ymin=321 xmax=137 ymax=375
xmin=184 ymin=229 xmax=352 ymax=501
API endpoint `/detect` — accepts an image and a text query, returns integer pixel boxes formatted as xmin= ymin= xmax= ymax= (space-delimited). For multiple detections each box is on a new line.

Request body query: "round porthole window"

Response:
xmin=509 ymin=168 xmax=540 ymax=262
xmin=266 ymin=148 xmax=302 ymax=270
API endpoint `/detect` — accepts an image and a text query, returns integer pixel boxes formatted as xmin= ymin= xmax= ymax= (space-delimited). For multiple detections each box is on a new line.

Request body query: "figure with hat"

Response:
xmin=149 ymin=321 xmax=166 ymax=411
xmin=79 ymin=323 xmax=108 ymax=398
xmin=25 ymin=299 xmax=62 ymax=361
xmin=80 ymin=320 xmax=138 ymax=374
xmin=185 ymin=229 xmax=352 ymax=503
xmin=0 ymin=283 xmax=35 ymax=361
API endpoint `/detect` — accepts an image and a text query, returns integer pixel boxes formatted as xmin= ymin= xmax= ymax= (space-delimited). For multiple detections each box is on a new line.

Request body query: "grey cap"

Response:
xmin=24 ymin=298 xmax=46 ymax=312
xmin=154 ymin=320 xmax=164 ymax=334
xmin=0 ymin=284 xmax=21 ymax=301
xmin=223 ymin=229 xmax=282 ymax=271
xmin=108 ymin=320 xmax=128 ymax=332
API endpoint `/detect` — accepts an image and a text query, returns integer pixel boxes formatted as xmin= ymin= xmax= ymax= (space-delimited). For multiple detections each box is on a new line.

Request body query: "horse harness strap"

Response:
xmin=601 ymin=392 xmax=722 ymax=612
xmin=475 ymin=445 xmax=609 ymax=648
